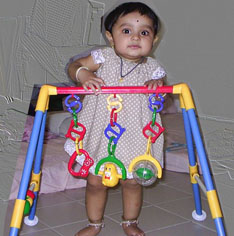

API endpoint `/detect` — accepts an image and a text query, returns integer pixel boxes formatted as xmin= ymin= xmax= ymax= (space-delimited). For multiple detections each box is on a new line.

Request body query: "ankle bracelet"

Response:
xmin=120 ymin=219 xmax=139 ymax=227
xmin=87 ymin=221 xmax=105 ymax=229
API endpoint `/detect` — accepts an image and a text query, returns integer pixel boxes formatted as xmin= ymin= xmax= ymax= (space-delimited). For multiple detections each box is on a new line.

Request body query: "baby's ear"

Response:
xmin=105 ymin=31 xmax=114 ymax=46
xmin=153 ymin=35 xmax=159 ymax=45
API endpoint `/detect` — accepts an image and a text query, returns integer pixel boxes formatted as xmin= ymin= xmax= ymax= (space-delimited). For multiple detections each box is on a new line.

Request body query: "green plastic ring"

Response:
xmin=152 ymin=108 xmax=157 ymax=126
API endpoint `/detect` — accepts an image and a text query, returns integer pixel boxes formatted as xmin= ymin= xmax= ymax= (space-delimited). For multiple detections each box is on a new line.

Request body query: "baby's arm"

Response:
xmin=67 ymin=55 xmax=105 ymax=94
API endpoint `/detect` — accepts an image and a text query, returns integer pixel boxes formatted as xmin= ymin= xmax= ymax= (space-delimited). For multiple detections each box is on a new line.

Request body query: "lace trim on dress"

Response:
xmin=152 ymin=66 xmax=166 ymax=80
xmin=91 ymin=49 xmax=105 ymax=64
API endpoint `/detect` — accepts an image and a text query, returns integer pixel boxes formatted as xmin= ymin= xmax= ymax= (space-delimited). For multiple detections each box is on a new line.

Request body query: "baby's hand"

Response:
xmin=144 ymin=79 xmax=163 ymax=91
xmin=78 ymin=69 xmax=105 ymax=95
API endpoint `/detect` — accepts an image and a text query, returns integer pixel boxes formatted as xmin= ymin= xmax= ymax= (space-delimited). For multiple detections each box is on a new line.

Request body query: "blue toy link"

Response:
xmin=148 ymin=94 xmax=164 ymax=112
xmin=65 ymin=94 xmax=82 ymax=114
xmin=104 ymin=122 xmax=126 ymax=144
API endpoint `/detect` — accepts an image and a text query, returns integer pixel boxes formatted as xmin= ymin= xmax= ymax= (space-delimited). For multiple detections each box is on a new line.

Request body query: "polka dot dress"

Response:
xmin=64 ymin=47 xmax=166 ymax=179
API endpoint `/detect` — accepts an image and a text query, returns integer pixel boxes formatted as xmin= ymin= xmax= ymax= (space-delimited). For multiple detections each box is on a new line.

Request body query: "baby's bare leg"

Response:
xmin=121 ymin=179 xmax=145 ymax=236
xmin=75 ymin=174 xmax=108 ymax=236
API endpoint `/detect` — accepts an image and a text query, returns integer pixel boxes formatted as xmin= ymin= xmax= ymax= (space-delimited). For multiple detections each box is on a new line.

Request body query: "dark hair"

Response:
xmin=104 ymin=2 xmax=160 ymax=36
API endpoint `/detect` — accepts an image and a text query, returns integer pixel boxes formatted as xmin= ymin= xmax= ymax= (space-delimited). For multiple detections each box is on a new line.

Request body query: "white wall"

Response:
xmin=153 ymin=0 xmax=234 ymax=121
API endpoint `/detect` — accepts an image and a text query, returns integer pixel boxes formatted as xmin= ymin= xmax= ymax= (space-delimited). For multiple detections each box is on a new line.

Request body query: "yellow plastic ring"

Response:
xmin=107 ymin=94 xmax=123 ymax=113
xmin=75 ymin=137 xmax=83 ymax=155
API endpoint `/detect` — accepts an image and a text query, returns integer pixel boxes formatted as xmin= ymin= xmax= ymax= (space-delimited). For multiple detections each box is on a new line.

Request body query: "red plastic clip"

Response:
xmin=110 ymin=108 xmax=117 ymax=126
xmin=142 ymin=121 xmax=165 ymax=143
xmin=26 ymin=190 xmax=35 ymax=200
xmin=65 ymin=119 xmax=86 ymax=141
xmin=68 ymin=149 xmax=94 ymax=177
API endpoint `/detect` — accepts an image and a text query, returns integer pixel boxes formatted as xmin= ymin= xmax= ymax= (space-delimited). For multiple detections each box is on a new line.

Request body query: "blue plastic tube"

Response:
xmin=9 ymin=111 xmax=44 ymax=236
xmin=29 ymin=111 xmax=47 ymax=221
xmin=182 ymin=108 xmax=202 ymax=215
xmin=187 ymin=109 xmax=225 ymax=235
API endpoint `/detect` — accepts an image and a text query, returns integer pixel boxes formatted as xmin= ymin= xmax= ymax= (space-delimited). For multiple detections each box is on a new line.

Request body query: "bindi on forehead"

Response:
xmin=136 ymin=20 xmax=139 ymax=22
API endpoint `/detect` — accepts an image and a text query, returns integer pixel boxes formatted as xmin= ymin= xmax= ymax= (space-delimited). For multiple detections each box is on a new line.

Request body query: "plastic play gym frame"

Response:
xmin=9 ymin=83 xmax=226 ymax=236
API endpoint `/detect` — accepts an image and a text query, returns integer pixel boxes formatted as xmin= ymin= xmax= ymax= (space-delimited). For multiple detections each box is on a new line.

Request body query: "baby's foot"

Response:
xmin=74 ymin=226 xmax=101 ymax=236
xmin=75 ymin=221 xmax=104 ymax=236
xmin=121 ymin=220 xmax=145 ymax=236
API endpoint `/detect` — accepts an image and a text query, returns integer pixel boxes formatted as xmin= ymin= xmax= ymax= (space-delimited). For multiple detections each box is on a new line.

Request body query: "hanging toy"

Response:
xmin=129 ymin=137 xmax=162 ymax=186
xmin=65 ymin=95 xmax=94 ymax=177
xmin=95 ymin=94 xmax=126 ymax=187
xmin=101 ymin=163 xmax=122 ymax=186
xmin=129 ymin=93 xmax=165 ymax=186
xmin=95 ymin=136 xmax=126 ymax=187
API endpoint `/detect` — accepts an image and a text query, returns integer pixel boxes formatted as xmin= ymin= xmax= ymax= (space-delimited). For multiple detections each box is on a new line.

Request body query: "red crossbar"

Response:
xmin=56 ymin=86 xmax=173 ymax=95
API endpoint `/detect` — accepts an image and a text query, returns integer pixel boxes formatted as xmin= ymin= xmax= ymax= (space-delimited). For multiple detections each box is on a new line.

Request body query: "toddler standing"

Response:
xmin=65 ymin=2 xmax=166 ymax=236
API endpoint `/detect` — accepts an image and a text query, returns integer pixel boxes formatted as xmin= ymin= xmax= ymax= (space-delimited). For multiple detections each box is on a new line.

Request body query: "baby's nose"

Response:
xmin=131 ymin=33 xmax=140 ymax=40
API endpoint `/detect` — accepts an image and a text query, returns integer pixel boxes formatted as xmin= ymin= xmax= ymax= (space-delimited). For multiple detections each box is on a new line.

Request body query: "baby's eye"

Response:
xmin=141 ymin=30 xmax=149 ymax=36
xmin=122 ymin=28 xmax=131 ymax=34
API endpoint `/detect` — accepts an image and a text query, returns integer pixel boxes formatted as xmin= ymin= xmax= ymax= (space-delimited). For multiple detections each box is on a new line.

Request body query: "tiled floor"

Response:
xmin=5 ymin=171 xmax=217 ymax=236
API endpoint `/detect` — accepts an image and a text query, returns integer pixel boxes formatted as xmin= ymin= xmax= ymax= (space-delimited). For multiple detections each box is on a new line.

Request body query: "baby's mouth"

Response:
xmin=128 ymin=45 xmax=141 ymax=49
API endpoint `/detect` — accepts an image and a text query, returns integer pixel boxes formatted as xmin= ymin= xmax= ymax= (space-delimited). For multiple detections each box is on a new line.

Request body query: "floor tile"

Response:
xmin=18 ymin=220 xmax=50 ymax=235
xmin=147 ymin=221 xmax=216 ymax=236
xmin=21 ymin=228 xmax=62 ymax=235
xmin=109 ymin=205 xmax=188 ymax=232
xmin=35 ymin=201 xmax=86 ymax=227
xmin=4 ymin=200 xmax=49 ymax=236
xmin=61 ymin=187 xmax=86 ymax=201
xmin=79 ymin=190 xmax=150 ymax=216
xmin=4 ymin=170 xmax=225 ymax=236
xmin=156 ymin=197 xmax=216 ymax=231
xmin=61 ymin=185 xmax=121 ymax=202
xmin=104 ymin=192 xmax=124 ymax=214
xmin=216 ymin=182 xmax=234 ymax=209
xmin=107 ymin=184 xmax=122 ymax=194
xmin=219 ymin=204 xmax=233 ymax=236
xmin=54 ymin=217 xmax=124 ymax=236
xmin=3 ymin=200 xmax=14 ymax=236
xmin=143 ymin=184 xmax=192 ymax=205
xmin=164 ymin=176 xmax=208 ymax=200
xmin=52 ymin=220 xmax=87 ymax=236
xmin=160 ymin=171 xmax=190 ymax=184
xmin=36 ymin=191 xmax=74 ymax=208
xmin=101 ymin=191 xmax=150 ymax=215
xmin=164 ymin=175 xmax=193 ymax=194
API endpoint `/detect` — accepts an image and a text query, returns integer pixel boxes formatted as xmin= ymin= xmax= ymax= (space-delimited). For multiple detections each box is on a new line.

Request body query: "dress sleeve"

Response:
xmin=147 ymin=57 xmax=166 ymax=80
xmin=152 ymin=66 xmax=166 ymax=80
xmin=91 ymin=48 xmax=105 ymax=64
xmin=91 ymin=47 xmax=116 ymax=65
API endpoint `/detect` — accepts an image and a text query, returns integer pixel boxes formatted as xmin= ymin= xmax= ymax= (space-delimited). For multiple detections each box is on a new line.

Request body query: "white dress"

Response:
xmin=64 ymin=47 xmax=166 ymax=179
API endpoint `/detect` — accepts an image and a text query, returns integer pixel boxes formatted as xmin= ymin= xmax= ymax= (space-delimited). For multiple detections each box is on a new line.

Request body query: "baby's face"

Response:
xmin=106 ymin=11 xmax=157 ymax=62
